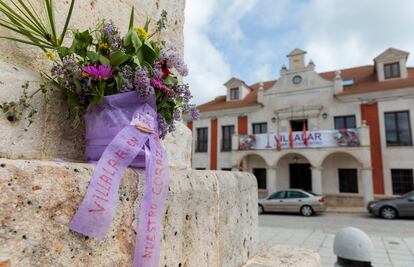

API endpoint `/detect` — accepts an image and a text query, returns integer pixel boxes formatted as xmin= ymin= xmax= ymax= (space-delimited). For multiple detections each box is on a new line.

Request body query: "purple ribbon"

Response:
xmin=69 ymin=108 xmax=169 ymax=267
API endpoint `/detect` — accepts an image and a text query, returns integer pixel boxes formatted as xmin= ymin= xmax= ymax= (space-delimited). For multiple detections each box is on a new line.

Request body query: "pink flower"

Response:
xmin=82 ymin=65 xmax=114 ymax=80
xmin=151 ymin=78 xmax=173 ymax=95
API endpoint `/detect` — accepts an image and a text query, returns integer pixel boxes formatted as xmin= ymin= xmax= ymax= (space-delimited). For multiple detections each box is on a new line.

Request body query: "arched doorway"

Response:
xmin=239 ymin=154 xmax=268 ymax=197
xmin=276 ymin=153 xmax=312 ymax=191
xmin=321 ymin=152 xmax=364 ymax=206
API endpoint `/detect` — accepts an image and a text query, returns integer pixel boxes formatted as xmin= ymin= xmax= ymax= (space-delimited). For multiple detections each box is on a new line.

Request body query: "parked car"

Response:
xmin=367 ymin=191 xmax=414 ymax=219
xmin=258 ymin=189 xmax=327 ymax=216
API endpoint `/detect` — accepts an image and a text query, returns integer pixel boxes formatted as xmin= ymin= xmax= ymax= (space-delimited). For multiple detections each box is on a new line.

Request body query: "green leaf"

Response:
xmin=142 ymin=39 xmax=157 ymax=64
xmin=110 ymin=51 xmax=129 ymax=67
xmin=114 ymin=72 xmax=123 ymax=91
xmin=86 ymin=51 xmax=98 ymax=61
xmin=128 ymin=7 xmax=134 ymax=30
xmin=131 ymin=30 xmax=142 ymax=50
xmin=132 ymin=55 xmax=141 ymax=66
xmin=59 ymin=0 xmax=75 ymax=45
xmin=123 ymin=30 xmax=132 ymax=47
xmin=144 ymin=18 xmax=151 ymax=32
xmin=135 ymin=47 xmax=144 ymax=64
xmin=99 ymin=55 xmax=110 ymax=65
xmin=58 ymin=46 xmax=71 ymax=58
xmin=73 ymin=77 xmax=82 ymax=90
xmin=70 ymin=30 xmax=93 ymax=57
xmin=45 ymin=0 xmax=57 ymax=44
xmin=0 ymin=35 xmax=53 ymax=50
xmin=163 ymin=76 xmax=178 ymax=87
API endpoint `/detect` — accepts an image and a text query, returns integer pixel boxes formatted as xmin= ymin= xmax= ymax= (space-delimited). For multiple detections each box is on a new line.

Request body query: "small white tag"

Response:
xmin=130 ymin=113 xmax=154 ymax=134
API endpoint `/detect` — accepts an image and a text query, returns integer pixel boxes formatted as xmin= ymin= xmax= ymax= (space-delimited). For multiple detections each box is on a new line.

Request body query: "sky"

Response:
xmin=183 ymin=0 xmax=414 ymax=104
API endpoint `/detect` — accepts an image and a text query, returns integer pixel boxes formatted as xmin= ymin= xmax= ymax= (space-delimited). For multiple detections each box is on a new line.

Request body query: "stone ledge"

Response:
xmin=243 ymin=245 xmax=320 ymax=267
xmin=0 ymin=159 xmax=257 ymax=267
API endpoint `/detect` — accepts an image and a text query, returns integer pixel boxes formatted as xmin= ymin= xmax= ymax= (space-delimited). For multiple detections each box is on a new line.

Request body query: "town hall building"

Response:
xmin=185 ymin=48 xmax=414 ymax=207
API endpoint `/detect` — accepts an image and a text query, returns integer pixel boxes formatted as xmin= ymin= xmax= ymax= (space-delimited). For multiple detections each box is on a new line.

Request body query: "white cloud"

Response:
xmin=184 ymin=0 xmax=232 ymax=104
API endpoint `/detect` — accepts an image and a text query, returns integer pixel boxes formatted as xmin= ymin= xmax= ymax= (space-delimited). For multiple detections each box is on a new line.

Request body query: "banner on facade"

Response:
xmin=239 ymin=129 xmax=359 ymax=150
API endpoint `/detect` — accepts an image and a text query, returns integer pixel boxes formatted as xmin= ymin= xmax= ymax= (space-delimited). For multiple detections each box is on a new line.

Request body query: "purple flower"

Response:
xmin=102 ymin=20 xmax=124 ymax=51
xmin=159 ymin=45 xmax=189 ymax=77
xmin=183 ymin=104 xmax=200 ymax=121
xmin=120 ymin=65 xmax=134 ymax=92
xmin=83 ymin=65 xmax=114 ymax=80
xmin=134 ymin=67 xmax=153 ymax=97
xmin=157 ymin=115 xmax=168 ymax=139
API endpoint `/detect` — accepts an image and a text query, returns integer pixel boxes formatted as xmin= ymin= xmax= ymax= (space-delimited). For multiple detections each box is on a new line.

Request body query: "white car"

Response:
xmin=258 ymin=189 xmax=327 ymax=216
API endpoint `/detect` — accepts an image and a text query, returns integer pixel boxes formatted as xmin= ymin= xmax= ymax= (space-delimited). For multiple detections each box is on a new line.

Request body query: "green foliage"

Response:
xmin=110 ymin=51 xmax=129 ymax=67
xmin=0 ymin=4 xmax=194 ymax=135
xmin=70 ymin=30 xmax=93 ymax=57
xmin=0 ymin=0 xmax=75 ymax=51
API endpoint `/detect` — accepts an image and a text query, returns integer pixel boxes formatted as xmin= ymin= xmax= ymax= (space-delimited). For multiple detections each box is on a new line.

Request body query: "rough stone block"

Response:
xmin=242 ymin=245 xmax=321 ymax=267
xmin=0 ymin=0 xmax=187 ymax=165
xmin=0 ymin=159 xmax=256 ymax=266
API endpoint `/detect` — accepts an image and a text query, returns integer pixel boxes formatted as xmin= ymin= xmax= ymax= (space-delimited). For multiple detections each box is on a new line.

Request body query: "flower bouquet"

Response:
xmin=0 ymin=1 xmax=198 ymax=266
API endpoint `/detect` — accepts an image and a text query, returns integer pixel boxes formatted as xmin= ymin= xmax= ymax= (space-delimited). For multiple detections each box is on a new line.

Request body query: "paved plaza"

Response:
xmin=258 ymin=212 xmax=414 ymax=267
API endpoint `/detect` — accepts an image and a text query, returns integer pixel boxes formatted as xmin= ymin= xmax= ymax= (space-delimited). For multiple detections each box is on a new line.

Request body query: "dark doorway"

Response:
xmin=289 ymin=163 xmax=312 ymax=191
xmin=253 ymin=168 xmax=267 ymax=189
xmin=290 ymin=119 xmax=308 ymax=132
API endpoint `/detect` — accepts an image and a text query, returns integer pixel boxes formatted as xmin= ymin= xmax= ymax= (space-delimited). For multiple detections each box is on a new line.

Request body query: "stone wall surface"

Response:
xmin=243 ymin=245 xmax=320 ymax=267
xmin=0 ymin=159 xmax=258 ymax=267
xmin=0 ymin=0 xmax=186 ymax=163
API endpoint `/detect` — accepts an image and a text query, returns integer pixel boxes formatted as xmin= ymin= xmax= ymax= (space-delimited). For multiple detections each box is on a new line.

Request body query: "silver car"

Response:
xmin=258 ymin=189 xmax=327 ymax=216
xmin=367 ymin=191 xmax=414 ymax=219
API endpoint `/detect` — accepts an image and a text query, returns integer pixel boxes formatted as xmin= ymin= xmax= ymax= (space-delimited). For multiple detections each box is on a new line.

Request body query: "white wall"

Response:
xmin=378 ymin=98 xmax=414 ymax=196
xmin=192 ymin=118 xmax=210 ymax=169
xmin=217 ymin=116 xmax=238 ymax=170
xmin=321 ymin=153 xmax=362 ymax=195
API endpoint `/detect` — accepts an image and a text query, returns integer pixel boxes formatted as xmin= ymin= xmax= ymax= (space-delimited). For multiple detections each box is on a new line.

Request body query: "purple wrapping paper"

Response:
xmin=70 ymin=91 xmax=169 ymax=267
xmin=85 ymin=91 xmax=156 ymax=168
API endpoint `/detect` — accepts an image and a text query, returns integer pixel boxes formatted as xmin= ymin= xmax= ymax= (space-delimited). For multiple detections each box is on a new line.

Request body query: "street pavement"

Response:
xmin=258 ymin=212 xmax=414 ymax=267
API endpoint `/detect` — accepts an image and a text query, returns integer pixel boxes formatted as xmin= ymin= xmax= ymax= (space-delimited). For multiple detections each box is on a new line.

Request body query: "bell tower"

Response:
xmin=287 ymin=48 xmax=306 ymax=71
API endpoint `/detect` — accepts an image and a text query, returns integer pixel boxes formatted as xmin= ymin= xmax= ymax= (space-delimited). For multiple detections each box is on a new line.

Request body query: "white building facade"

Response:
xmin=186 ymin=48 xmax=414 ymax=207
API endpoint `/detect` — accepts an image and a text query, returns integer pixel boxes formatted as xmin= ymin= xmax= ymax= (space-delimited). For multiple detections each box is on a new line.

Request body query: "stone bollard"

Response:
xmin=333 ymin=227 xmax=374 ymax=267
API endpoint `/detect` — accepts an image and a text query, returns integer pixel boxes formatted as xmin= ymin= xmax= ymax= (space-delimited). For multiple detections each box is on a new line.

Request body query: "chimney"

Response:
xmin=257 ymin=82 xmax=264 ymax=104
xmin=334 ymin=70 xmax=343 ymax=94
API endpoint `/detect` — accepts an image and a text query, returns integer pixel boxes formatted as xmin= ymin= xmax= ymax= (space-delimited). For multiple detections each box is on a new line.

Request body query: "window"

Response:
xmin=269 ymin=191 xmax=286 ymax=200
xmin=287 ymin=191 xmax=309 ymax=199
xmin=385 ymin=111 xmax=412 ymax=146
xmin=230 ymin=88 xmax=239 ymax=100
xmin=290 ymin=119 xmax=308 ymax=132
xmin=342 ymin=79 xmax=354 ymax=87
xmin=392 ymin=169 xmax=413 ymax=195
xmin=253 ymin=168 xmax=267 ymax=190
xmin=384 ymin=62 xmax=400 ymax=79
xmin=221 ymin=168 xmax=232 ymax=171
xmin=221 ymin=125 xmax=235 ymax=151
xmin=196 ymin=127 xmax=208 ymax=152
xmin=334 ymin=115 xmax=356 ymax=129
xmin=252 ymin=122 xmax=267 ymax=134
xmin=338 ymin=169 xmax=358 ymax=193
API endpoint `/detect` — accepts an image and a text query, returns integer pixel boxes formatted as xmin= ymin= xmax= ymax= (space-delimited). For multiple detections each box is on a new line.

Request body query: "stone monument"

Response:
xmin=0 ymin=1 xmax=258 ymax=266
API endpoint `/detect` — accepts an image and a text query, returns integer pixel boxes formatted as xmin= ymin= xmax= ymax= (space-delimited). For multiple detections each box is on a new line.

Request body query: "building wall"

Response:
xmin=378 ymin=98 xmax=414 ymax=196
xmin=192 ymin=118 xmax=211 ymax=169
xmin=321 ymin=153 xmax=362 ymax=195
xmin=217 ymin=116 xmax=238 ymax=170
xmin=192 ymin=51 xmax=414 ymax=198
